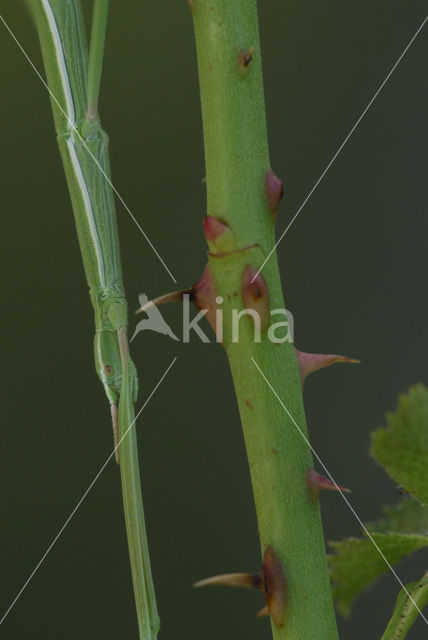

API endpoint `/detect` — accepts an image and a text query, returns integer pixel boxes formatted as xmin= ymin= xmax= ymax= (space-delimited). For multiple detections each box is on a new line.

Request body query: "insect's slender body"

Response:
xmin=59 ymin=116 xmax=138 ymax=405
xmin=29 ymin=0 xmax=137 ymax=406
xmin=27 ymin=2 xmax=158 ymax=637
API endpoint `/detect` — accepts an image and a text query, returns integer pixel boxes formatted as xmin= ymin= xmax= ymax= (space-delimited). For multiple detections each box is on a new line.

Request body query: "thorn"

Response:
xmin=265 ymin=169 xmax=284 ymax=216
xmin=133 ymin=266 xmax=220 ymax=341
xmin=194 ymin=572 xmax=261 ymax=589
xmin=261 ymin=545 xmax=287 ymax=628
xmin=306 ymin=468 xmax=351 ymax=503
xmin=295 ymin=348 xmax=360 ymax=386
xmin=237 ymin=46 xmax=254 ymax=75
xmin=194 ymin=546 xmax=286 ymax=627
xmin=135 ymin=289 xmax=191 ymax=314
xmin=110 ymin=404 xmax=120 ymax=464
xmin=242 ymin=265 xmax=270 ymax=331
xmin=203 ymin=216 xmax=235 ymax=253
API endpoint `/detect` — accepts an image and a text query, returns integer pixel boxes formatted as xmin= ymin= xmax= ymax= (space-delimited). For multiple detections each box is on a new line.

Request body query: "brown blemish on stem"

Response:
xmin=187 ymin=0 xmax=194 ymax=12
xmin=242 ymin=265 xmax=270 ymax=330
xmin=238 ymin=46 xmax=254 ymax=75
xmin=244 ymin=398 xmax=254 ymax=410
xmin=261 ymin=545 xmax=287 ymax=627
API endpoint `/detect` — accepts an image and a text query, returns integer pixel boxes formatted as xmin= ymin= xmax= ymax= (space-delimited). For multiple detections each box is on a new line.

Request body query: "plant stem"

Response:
xmin=87 ymin=0 xmax=109 ymax=120
xmin=118 ymin=329 xmax=160 ymax=639
xmin=191 ymin=2 xmax=339 ymax=638
xmin=27 ymin=2 xmax=159 ymax=637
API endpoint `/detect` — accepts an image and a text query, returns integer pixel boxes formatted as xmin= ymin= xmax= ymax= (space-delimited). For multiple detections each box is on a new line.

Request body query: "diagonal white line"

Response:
xmin=252 ymin=15 xmax=428 ymax=282
xmin=0 ymin=356 xmax=177 ymax=626
xmin=251 ymin=356 xmax=428 ymax=626
xmin=0 ymin=13 xmax=177 ymax=284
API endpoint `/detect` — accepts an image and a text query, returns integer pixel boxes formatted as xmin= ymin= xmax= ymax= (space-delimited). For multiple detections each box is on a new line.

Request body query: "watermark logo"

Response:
xmin=131 ymin=293 xmax=294 ymax=344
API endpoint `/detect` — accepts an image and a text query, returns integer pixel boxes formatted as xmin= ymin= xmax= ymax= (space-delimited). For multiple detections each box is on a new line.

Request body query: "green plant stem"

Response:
xmin=87 ymin=0 xmax=109 ymax=119
xmin=191 ymin=2 xmax=339 ymax=638
xmin=27 ymin=2 xmax=159 ymax=637
xmin=118 ymin=329 xmax=160 ymax=639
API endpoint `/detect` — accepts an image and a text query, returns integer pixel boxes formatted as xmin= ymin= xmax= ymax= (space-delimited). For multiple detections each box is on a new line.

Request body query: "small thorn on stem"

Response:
xmin=265 ymin=169 xmax=284 ymax=216
xmin=295 ymin=348 xmax=360 ymax=386
xmin=111 ymin=404 xmax=120 ymax=464
xmin=306 ymin=468 xmax=350 ymax=503
xmin=134 ymin=266 xmax=220 ymax=340
xmin=203 ymin=216 xmax=235 ymax=253
xmin=194 ymin=545 xmax=286 ymax=627
xmin=194 ymin=573 xmax=261 ymax=590
xmin=135 ymin=289 xmax=191 ymax=314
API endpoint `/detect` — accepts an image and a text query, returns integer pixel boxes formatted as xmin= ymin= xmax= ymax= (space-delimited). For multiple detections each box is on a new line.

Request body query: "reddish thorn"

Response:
xmin=306 ymin=468 xmax=351 ymax=503
xmin=203 ymin=216 xmax=228 ymax=242
xmin=265 ymin=169 xmax=284 ymax=216
xmin=192 ymin=264 xmax=215 ymax=311
xmin=256 ymin=605 xmax=269 ymax=618
xmin=242 ymin=265 xmax=270 ymax=331
xmin=295 ymin=348 xmax=360 ymax=386
xmin=203 ymin=216 xmax=235 ymax=253
xmin=192 ymin=264 xmax=221 ymax=340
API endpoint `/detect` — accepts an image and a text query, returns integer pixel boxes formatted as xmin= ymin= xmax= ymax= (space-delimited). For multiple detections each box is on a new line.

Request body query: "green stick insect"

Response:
xmin=26 ymin=1 xmax=159 ymax=638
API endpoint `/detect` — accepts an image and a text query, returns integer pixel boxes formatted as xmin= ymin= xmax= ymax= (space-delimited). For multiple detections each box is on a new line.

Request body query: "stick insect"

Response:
xmin=26 ymin=1 xmax=159 ymax=637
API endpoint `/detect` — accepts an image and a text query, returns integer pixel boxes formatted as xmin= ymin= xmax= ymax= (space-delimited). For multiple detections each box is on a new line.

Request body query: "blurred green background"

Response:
xmin=1 ymin=1 xmax=427 ymax=638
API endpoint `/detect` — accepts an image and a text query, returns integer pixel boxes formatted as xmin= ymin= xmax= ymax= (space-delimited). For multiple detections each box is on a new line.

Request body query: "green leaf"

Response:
xmin=369 ymin=499 xmax=428 ymax=535
xmin=381 ymin=570 xmax=428 ymax=640
xmin=371 ymin=385 xmax=428 ymax=504
xmin=329 ymin=499 xmax=428 ymax=616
